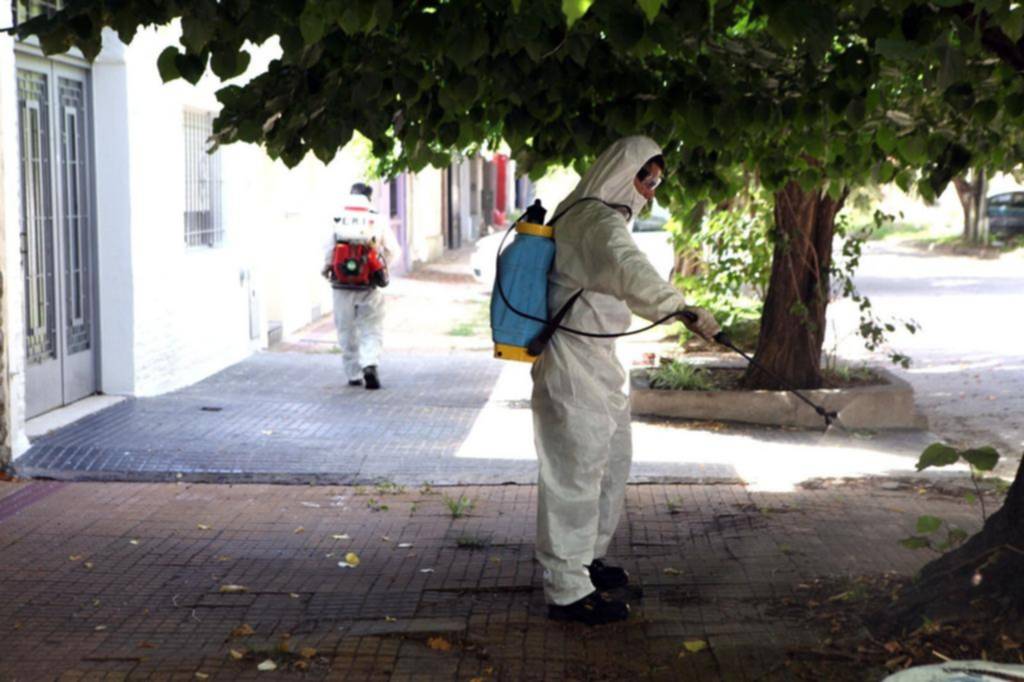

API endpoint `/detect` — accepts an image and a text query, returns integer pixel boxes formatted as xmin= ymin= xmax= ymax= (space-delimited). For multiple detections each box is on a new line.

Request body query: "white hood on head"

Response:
xmin=554 ymin=136 xmax=662 ymax=222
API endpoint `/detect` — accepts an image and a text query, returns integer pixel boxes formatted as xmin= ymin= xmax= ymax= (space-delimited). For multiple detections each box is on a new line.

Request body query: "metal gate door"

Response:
xmin=17 ymin=58 xmax=97 ymax=418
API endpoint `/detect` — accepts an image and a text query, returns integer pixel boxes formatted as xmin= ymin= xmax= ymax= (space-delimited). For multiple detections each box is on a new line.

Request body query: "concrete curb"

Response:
xmin=630 ymin=366 xmax=928 ymax=430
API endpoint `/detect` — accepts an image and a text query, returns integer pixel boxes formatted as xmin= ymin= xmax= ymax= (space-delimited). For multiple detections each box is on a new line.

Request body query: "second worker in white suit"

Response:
xmin=532 ymin=137 xmax=720 ymax=625
xmin=323 ymin=183 xmax=402 ymax=390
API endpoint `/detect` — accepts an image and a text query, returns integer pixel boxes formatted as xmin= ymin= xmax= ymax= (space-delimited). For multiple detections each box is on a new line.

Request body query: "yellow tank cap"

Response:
xmin=516 ymin=222 xmax=554 ymax=239
xmin=494 ymin=343 xmax=538 ymax=363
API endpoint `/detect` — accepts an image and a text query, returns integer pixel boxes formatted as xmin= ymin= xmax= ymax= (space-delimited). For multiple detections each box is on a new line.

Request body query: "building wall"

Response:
xmin=407 ymin=167 xmax=445 ymax=265
xmin=0 ymin=1 xmax=26 ymax=460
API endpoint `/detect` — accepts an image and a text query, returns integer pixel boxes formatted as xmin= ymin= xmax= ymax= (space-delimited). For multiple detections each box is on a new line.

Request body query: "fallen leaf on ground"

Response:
xmin=94 ymin=625 xmax=107 ymax=632
xmin=663 ymin=567 xmax=682 ymax=576
xmin=883 ymin=641 xmax=902 ymax=654
xmin=398 ymin=542 xmax=413 ymax=548
xmin=419 ymin=568 xmax=435 ymax=574
xmin=331 ymin=534 xmax=350 ymax=540
xmin=84 ymin=562 xmax=94 ymax=570
xmin=295 ymin=661 xmax=309 ymax=671
xmin=294 ymin=526 xmax=305 ymax=534
xmin=489 ymin=557 xmax=501 ymax=564
xmin=342 ymin=552 xmax=360 ymax=567
xmin=261 ymin=430 xmax=274 ymax=436
xmin=194 ymin=673 xmax=209 ymax=680
xmin=289 ymin=593 xmax=301 ymax=599
xmin=300 ymin=502 xmax=320 ymax=508
xmin=230 ymin=624 xmax=255 ymax=638
xmin=197 ymin=524 xmax=211 ymax=531
xmin=216 ymin=555 xmax=232 ymax=562
xmin=257 ymin=659 xmax=277 ymax=672
xmin=381 ymin=535 xmax=390 ymax=542
xmin=219 ymin=584 xmax=248 ymax=594
xmin=427 ymin=636 xmax=453 ymax=652
xmin=228 ymin=648 xmax=246 ymax=660
xmin=678 ymin=639 xmax=707 ymax=657
xmin=384 ymin=616 xmax=397 ymax=622
xmin=138 ymin=641 xmax=156 ymax=649
xmin=68 ymin=555 xmax=83 ymax=561
xmin=299 ymin=647 xmax=317 ymax=659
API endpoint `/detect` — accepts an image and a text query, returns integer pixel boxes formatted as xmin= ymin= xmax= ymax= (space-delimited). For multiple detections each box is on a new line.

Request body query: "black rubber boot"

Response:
xmin=363 ymin=365 xmax=381 ymax=390
xmin=587 ymin=559 xmax=629 ymax=591
xmin=548 ymin=591 xmax=629 ymax=626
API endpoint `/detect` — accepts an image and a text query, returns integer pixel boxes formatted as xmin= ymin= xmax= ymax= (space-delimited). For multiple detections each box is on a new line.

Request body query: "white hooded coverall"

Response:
xmin=324 ymin=193 xmax=402 ymax=382
xmin=532 ymin=136 xmax=690 ymax=605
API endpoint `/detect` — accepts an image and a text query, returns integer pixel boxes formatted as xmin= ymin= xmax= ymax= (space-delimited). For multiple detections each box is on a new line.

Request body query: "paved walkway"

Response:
xmin=0 ymin=478 xmax=986 ymax=680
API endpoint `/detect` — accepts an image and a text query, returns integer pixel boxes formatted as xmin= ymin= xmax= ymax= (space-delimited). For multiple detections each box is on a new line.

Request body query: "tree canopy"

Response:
xmin=12 ymin=0 xmax=1024 ymax=204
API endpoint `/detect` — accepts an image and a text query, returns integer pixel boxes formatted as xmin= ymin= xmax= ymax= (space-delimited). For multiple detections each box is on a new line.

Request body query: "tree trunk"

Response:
xmin=742 ymin=182 xmax=845 ymax=390
xmin=873 ymin=460 xmax=1024 ymax=638
xmin=953 ymin=169 xmax=988 ymax=243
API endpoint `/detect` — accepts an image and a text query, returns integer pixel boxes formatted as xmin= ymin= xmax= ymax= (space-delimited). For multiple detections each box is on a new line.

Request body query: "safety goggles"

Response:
xmin=639 ymin=174 xmax=662 ymax=192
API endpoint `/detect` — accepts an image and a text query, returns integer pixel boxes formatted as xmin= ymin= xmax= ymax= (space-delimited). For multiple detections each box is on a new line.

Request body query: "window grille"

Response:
xmin=183 ymin=110 xmax=223 ymax=248
xmin=13 ymin=0 xmax=63 ymax=25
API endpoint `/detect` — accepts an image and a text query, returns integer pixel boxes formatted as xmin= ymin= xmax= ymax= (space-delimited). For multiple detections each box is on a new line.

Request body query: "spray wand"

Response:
xmin=680 ymin=311 xmax=839 ymax=429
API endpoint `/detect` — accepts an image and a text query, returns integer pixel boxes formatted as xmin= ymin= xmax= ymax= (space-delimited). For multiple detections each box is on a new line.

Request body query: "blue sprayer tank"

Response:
xmin=491 ymin=199 xmax=553 ymax=362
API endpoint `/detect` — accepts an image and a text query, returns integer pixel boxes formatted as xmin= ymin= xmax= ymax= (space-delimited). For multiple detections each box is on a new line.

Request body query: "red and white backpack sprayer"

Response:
xmin=326 ymin=199 xmax=389 ymax=290
xmin=329 ymin=239 xmax=389 ymax=289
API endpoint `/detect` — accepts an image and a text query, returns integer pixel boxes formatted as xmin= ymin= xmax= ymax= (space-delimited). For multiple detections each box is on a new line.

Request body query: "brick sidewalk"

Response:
xmin=0 ymin=479 xmax=982 ymax=680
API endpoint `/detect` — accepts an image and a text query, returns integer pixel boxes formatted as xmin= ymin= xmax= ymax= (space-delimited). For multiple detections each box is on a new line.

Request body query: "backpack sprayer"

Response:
xmin=328 ymin=239 xmax=389 ymax=290
xmin=490 ymin=199 xmax=841 ymax=431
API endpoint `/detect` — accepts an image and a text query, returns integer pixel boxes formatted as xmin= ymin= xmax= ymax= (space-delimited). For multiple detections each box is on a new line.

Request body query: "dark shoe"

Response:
xmin=587 ymin=559 xmax=629 ymax=591
xmin=348 ymin=379 xmax=363 ymax=387
xmin=548 ymin=591 xmax=629 ymax=626
xmin=363 ymin=366 xmax=381 ymax=390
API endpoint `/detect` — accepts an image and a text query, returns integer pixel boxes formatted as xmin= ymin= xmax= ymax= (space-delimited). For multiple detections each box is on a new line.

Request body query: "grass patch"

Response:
xmin=648 ymin=361 xmax=713 ymax=391
xmin=455 ymin=535 xmax=489 ymax=550
xmin=446 ymin=300 xmax=489 ymax=337
xmin=442 ymin=493 xmax=475 ymax=518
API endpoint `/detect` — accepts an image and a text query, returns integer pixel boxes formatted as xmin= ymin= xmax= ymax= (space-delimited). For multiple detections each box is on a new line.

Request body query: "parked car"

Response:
xmin=471 ymin=201 xmax=675 ymax=285
xmin=986 ymin=191 xmax=1024 ymax=236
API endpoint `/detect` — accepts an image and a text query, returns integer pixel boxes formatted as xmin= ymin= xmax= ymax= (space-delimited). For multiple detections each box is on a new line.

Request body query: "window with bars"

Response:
xmin=183 ymin=110 xmax=223 ymax=248
xmin=12 ymin=0 xmax=63 ymax=25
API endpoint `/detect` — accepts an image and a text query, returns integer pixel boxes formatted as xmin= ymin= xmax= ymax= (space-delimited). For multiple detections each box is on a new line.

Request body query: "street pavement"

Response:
xmin=828 ymin=242 xmax=1024 ymax=476
xmin=0 ymin=478 xmax=988 ymax=680
xmin=17 ymin=241 xmax=1021 ymax=488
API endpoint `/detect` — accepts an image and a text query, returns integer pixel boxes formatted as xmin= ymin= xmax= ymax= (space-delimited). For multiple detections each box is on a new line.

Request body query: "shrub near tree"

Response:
xmin=13 ymin=0 xmax=1024 ymax=643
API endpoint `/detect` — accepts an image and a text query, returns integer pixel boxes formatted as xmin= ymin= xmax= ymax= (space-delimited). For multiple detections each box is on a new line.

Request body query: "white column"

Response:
xmin=91 ymin=30 xmax=137 ymax=395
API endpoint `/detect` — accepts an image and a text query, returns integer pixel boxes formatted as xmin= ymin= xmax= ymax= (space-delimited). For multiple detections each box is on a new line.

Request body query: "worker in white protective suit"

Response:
xmin=322 ymin=183 xmax=402 ymax=390
xmin=533 ymin=136 xmax=720 ymax=625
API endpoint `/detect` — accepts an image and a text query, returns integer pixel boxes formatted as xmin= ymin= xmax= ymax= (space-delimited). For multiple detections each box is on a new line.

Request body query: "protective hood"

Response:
xmin=553 ymin=136 xmax=662 ymax=223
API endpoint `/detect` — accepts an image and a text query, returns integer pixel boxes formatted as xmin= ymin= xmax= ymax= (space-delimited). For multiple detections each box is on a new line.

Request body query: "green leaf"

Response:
xmin=637 ymin=0 xmax=666 ymax=23
xmin=916 ymin=443 xmax=959 ymax=471
xmin=562 ymin=0 xmax=595 ymax=27
xmin=961 ymin=446 xmax=999 ymax=472
xmin=300 ymin=4 xmax=326 ymax=44
xmin=174 ymin=52 xmax=208 ymax=85
xmin=896 ymin=133 xmax=927 ymax=166
xmin=899 ymin=536 xmax=931 ymax=550
xmin=945 ymin=527 xmax=968 ymax=547
xmin=875 ymin=125 xmax=896 ymax=154
xmin=964 ymin=492 xmax=977 ymax=505
xmin=157 ymin=46 xmax=181 ymax=83
xmin=916 ymin=515 xmax=942 ymax=534
xmin=210 ymin=48 xmax=251 ymax=80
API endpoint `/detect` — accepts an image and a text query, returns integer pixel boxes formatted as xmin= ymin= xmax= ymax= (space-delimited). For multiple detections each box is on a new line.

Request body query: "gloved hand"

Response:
xmin=678 ymin=307 xmax=721 ymax=341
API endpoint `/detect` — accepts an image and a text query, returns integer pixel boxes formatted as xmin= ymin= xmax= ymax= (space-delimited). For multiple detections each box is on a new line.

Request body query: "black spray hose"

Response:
xmin=679 ymin=311 xmax=838 ymax=427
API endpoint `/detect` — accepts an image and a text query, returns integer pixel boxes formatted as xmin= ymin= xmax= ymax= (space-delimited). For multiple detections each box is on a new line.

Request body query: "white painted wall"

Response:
xmin=0 ymin=2 xmax=31 ymax=459
xmin=407 ymin=167 xmax=445 ymax=265
xmin=89 ymin=25 xmax=374 ymax=396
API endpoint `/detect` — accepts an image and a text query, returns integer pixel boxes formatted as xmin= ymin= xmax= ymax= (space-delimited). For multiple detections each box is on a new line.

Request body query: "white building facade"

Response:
xmin=0 ymin=12 xmax=379 ymax=459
